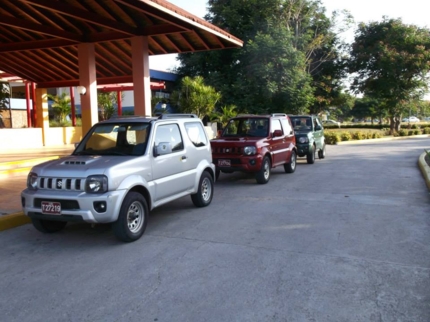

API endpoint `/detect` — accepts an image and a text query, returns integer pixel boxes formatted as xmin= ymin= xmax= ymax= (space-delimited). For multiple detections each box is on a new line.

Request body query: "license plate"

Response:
xmin=218 ymin=159 xmax=231 ymax=167
xmin=41 ymin=201 xmax=61 ymax=215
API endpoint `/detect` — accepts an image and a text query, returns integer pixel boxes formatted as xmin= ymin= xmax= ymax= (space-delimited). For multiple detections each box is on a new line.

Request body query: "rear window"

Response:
xmin=185 ymin=122 xmax=207 ymax=147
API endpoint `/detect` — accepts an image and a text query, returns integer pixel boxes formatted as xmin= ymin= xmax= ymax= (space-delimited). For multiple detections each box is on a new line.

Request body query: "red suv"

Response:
xmin=211 ymin=114 xmax=297 ymax=184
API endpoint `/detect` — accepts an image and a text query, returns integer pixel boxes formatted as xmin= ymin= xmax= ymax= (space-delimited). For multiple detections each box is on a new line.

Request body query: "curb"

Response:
xmin=0 ymin=212 xmax=31 ymax=231
xmin=336 ymin=135 xmax=430 ymax=145
xmin=418 ymin=152 xmax=430 ymax=191
xmin=0 ymin=156 xmax=60 ymax=179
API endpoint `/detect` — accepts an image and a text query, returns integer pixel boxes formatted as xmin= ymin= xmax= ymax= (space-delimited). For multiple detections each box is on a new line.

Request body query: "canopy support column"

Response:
xmin=78 ymin=43 xmax=98 ymax=135
xmin=131 ymin=36 xmax=151 ymax=117
xmin=35 ymin=88 xmax=49 ymax=146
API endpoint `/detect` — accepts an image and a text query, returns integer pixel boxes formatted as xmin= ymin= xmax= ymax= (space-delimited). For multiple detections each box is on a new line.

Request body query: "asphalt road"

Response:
xmin=1 ymin=138 xmax=430 ymax=322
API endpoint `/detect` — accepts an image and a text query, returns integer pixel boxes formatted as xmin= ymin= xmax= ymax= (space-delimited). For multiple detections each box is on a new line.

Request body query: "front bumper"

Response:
xmin=296 ymin=143 xmax=311 ymax=157
xmin=21 ymin=188 xmax=127 ymax=223
xmin=212 ymin=154 xmax=263 ymax=173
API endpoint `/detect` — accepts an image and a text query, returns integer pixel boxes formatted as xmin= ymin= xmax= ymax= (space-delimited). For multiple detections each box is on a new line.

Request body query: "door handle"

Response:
xmin=181 ymin=155 xmax=187 ymax=160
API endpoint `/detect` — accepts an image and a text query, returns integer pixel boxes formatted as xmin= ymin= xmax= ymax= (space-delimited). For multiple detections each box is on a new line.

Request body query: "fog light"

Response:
xmin=249 ymin=159 xmax=256 ymax=166
xmin=93 ymin=201 xmax=107 ymax=213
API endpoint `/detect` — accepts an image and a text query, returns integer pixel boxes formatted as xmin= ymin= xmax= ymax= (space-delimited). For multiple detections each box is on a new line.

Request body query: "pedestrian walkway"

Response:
xmin=0 ymin=145 xmax=75 ymax=216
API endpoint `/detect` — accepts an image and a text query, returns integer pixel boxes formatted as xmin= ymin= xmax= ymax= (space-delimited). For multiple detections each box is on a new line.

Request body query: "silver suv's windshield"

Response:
xmin=289 ymin=116 xmax=312 ymax=133
xmin=223 ymin=118 xmax=269 ymax=137
xmin=73 ymin=122 xmax=151 ymax=156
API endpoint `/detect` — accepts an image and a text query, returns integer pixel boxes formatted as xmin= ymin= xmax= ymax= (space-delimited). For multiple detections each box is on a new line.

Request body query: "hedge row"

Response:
xmin=325 ymin=131 xmax=383 ymax=144
xmin=325 ymin=127 xmax=430 ymax=145
xmin=323 ymin=123 xmax=430 ymax=130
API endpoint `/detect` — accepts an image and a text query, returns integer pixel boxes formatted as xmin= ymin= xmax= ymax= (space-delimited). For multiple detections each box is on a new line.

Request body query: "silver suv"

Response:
xmin=21 ymin=114 xmax=215 ymax=242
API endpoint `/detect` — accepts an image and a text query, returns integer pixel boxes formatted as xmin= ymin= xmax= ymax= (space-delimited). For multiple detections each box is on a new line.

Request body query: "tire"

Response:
xmin=191 ymin=171 xmax=214 ymax=207
xmin=318 ymin=144 xmax=326 ymax=159
xmin=255 ymin=156 xmax=271 ymax=184
xmin=307 ymin=146 xmax=315 ymax=164
xmin=112 ymin=192 xmax=148 ymax=242
xmin=284 ymin=150 xmax=297 ymax=173
xmin=31 ymin=219 xmax=67 ymax=233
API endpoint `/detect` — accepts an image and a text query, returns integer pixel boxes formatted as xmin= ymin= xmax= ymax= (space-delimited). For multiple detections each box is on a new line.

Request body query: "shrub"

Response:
xmin=49 ymin=118 xmax=82 ymax=127
xmin=408 ymin=130 xmax=414 ymax=136
xmin=351 ymin=131 xmax=366 ymax=140
xmin=422 ymin=127 xmax=430 ymax=134
xmin=372 ymin=132 xmax=383 ymax=138
xmin=325 ymin=132 xmax=341 ymax=144
xmin=340 ymin=131 xmax=352 ymax=141
xmin=414 ymin=129 xmax=422 ymax=135
xmin=399 ymin=129 xmax=408 ymax=136
xmin=411 ymin=124 xmax=419 ymax=129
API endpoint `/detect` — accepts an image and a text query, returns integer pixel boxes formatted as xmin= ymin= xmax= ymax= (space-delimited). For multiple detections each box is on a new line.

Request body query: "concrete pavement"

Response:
xmin=0 ymin=139 xmax=429 ymax=231
xmin=0 ymin=145 xmax=74 ymax=231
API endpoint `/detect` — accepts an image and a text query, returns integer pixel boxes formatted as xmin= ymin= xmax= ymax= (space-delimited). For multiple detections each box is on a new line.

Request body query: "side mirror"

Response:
xmin=153 ymin=142 xmax=172 ymax=157
xmin=273 ymin=129 xmax=283 ymax=137
xmin=315 ymin=125 xmax=322 ymax=131
xmin=217 ymin=130 xmax=223 ymax=138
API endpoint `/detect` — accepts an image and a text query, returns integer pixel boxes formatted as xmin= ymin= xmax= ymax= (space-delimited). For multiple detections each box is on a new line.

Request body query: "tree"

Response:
xmin=170 ymin=76 xmax=221 ymax=119
xmin=351 ymin=97 xmax=385 ymax=123
xmin=210 ymin=104 xmax=237 ymax=127
xmin=48 ymin=92 xmax=71 ymax=123
xmin=329 ymin=91 xmax=355 ymax=122
xmin=177 ymin=0 xmax=348 ymax=115
xmin=97 ymin=91 xmax=118 ymax=120
xmin=0 ymin=82 xmax=10 ymax=111
xmin=349 ymin=18 xmax=430 ymax=133
xmin=0 ymin=82 xmax=10 ymax=128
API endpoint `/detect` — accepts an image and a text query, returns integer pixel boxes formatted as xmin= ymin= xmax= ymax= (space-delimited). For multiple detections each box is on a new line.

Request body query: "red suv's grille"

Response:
xmin=213 ymin=147 xmax=243 ymax=155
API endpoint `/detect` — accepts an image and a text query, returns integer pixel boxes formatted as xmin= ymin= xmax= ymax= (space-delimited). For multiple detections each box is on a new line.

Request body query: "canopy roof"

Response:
xmin=0 ymin=0 xmax=243 ymax=88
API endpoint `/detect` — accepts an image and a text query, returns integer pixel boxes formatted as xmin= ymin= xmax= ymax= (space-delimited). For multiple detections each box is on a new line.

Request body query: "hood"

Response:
xmin=31 ymin=155 xmax=137 ymax=177
xmin=211 ymin=137 xmax=266 ymax=146
xmin=294 ymin=132 xmax=312 ymax=138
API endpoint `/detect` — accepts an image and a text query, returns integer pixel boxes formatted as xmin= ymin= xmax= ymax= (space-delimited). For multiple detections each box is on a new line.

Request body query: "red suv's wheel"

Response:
xmin=255 ymin=156 xmax=271 ymax=184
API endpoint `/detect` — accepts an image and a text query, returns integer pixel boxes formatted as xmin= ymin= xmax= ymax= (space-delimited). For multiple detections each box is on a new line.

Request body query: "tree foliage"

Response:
xmin=48 ymin=92 xmax=71 ymax=123
xmin=349 ymin=18 xmax=430 ymax=132
xmin=97 ymin=91 xmax=119 ymax=120
xmin=351 ymin=97 xmax=385 ymax=122
xmin=0 ymin=82 xmax=10 ymax=111
xmin=210 ymin=104 xmax=237 ymax=127
xmin=176 ymin=0 xmax=347 ymax=115
xmin=171 ymin=76 xmax=221 ymax=118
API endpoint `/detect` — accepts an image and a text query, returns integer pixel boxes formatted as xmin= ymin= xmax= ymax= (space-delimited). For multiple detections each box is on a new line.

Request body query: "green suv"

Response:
xmin=289 ymin=115 xmax=326 ymax=164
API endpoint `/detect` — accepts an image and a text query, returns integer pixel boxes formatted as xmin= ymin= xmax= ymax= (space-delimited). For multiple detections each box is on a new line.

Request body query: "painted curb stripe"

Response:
xmin=0 ymin=212 xmax=30 ymax=231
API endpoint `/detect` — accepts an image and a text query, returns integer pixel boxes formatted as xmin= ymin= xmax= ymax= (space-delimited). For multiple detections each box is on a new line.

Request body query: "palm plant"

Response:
xmin=48 ymin=92 xmax=71 ymax=123
xmin=211 ymin=104 xmax=237 ymax=127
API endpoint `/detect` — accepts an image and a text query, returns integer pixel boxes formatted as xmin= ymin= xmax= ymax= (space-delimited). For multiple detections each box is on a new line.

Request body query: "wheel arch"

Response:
xmin=129 ymin=185 xmax=152 ymax=211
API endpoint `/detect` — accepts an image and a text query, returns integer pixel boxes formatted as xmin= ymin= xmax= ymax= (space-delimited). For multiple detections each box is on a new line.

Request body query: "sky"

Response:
xmin=149 ymin=0 xmax=430 ymax=71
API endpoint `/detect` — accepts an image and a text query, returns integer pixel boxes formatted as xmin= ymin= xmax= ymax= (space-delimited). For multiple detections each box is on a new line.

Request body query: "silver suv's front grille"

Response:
xmin=38 ymin=177 xmax=85 ymax=191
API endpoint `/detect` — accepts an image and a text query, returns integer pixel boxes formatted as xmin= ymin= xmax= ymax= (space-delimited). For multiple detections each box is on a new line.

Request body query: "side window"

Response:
xmin=185 ymin=122 xmax=208 ymax=147
xmin=154 ymin=124 xmax=184 ymax=153
xmin=281 ymin=118 xmax=292 ymax=134
xmin=271 ymin=119 xmax=283 ymax=134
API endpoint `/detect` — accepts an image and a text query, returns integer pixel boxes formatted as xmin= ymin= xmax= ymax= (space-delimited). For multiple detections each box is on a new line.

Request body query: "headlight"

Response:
xmin=298 ymin=137 xmax=309 ymax=143
xmin=85 ymin=175 xmax=108 ymax=194
xmin=27 ymin=172 xmax=38 ymax=190
xmin=244 ymin=146 xmax=257 ymax=155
